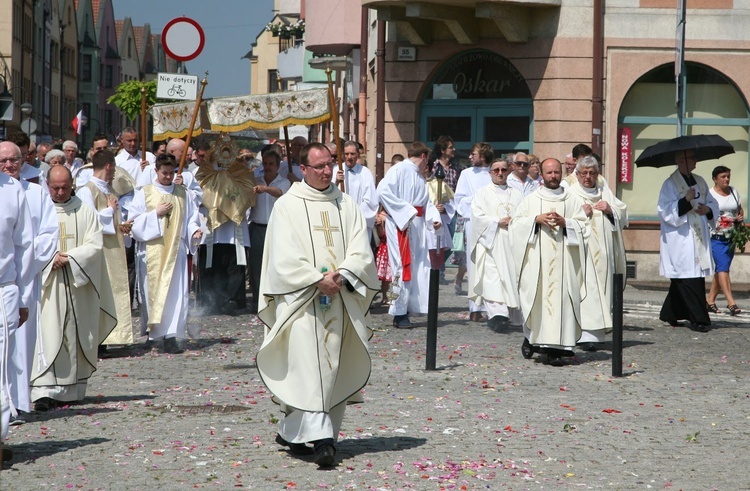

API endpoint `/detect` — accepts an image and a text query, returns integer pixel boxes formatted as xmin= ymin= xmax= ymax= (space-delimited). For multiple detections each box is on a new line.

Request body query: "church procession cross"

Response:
xmin=313 ymin=211 xmax=340 ymax=248
xmin=58 ymin=222 xmax=75 ymax=253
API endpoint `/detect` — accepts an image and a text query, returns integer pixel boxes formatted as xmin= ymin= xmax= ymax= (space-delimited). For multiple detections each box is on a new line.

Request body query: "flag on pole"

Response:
xmin=72 ymin=110 xmax=84 ymax=135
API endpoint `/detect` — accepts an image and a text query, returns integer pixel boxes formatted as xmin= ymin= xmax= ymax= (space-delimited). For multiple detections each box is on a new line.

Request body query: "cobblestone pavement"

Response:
xmin=2 ymin=274 xmax=748 ymax=490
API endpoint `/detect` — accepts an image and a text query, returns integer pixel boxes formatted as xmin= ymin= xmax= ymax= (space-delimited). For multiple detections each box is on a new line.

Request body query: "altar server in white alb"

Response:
xmin=334 ymin=141 xmax=379 ymax=237
xmin=257 ymin=143 xmax=377 ymax=468
xmin=455 ymin=142 xmax=493 ymax=321
xmin=130 ymin=155 xmax=203 ymax=354
xmin=469 ymin=158 xmax=524 ymax=332
xmin=568 ymin=155 xmax=628 ymax=350
xmin=510 ymin=158 xmax=590 ymax=367
xmin=0 ymin=142 xmax=34 ymax=446
xmin=0 ymin=142 xmax=57 ymax=418
xmin=377 ymin=141 xmax=442 ymax=329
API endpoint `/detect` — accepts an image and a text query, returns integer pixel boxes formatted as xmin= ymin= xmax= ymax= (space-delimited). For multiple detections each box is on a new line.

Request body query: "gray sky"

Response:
xmin=114 ymin=0 xmax=275 ymax=98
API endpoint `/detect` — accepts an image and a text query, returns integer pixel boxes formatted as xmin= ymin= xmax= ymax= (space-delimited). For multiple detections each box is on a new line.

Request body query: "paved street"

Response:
xmin=2 ymin=275 xmax=748 ymax=490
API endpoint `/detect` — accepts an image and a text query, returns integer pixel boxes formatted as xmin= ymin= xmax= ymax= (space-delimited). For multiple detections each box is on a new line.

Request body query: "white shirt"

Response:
xmin=115 ymin=150 xmax=155 ymax=183
xmin=249 ymin=174 xmax=291 ymax=225
xmin=454 ymin=166 xmax=492 ymax=218
xmin=507 ymin=172 xmax=539 ymax=196
xmin=332 ymin=162 xmax=379 ymax=231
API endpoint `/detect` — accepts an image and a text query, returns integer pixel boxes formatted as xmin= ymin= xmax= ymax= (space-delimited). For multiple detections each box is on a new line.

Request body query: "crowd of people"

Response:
xmin=0 ymin=128 xmax=741 ymax=468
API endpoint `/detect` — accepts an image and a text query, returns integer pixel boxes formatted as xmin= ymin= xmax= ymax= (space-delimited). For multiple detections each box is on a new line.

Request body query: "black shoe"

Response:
xmin=313 ymin=439 xmax=336 ymax=467
xmin=393 ymin=315 xmax=412 ymax=329
xmin=488 ymin=316 xmax=509 ymax=332
xmin=163 ymin=337 xmax=185 ymax=354
xmin=98 ymin=345 xmax=111 ymax=359
xmin=34 ymin=397 xmax=54 ymax=412
xmin=275 ymin=433 xmax=314 ymax=455
xmin=547 ymin=355 xmax=565 ymax=367
xmin=577 ymin=342 xmax=598 ymax=352
xmin=221 ymin=300 xmax=238 ymax=316
xmin=521 ymin=338 xmax=535 ymax=359
xmin=2 ymin=446 xmax=12 ymax=462
xmin=688 ymin=322 xmax=710 ymax=333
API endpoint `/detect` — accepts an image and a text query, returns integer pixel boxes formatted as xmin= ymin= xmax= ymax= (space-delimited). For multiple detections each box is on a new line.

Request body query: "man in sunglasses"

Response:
xmin=506 ymin=152 xmax=539 ymax=196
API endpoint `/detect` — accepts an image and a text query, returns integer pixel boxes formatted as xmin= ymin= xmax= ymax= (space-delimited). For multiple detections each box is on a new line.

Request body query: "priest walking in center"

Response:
xmin=257 ymin=143 xmax=378 ymax=468
xmin=510 ymin=158 xmax=590 ymax=367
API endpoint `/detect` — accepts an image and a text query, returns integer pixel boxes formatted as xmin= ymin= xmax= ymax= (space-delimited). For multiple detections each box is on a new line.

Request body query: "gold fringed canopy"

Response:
xmin=151 ymin=101 xmax=203 ymax=140
xmin=207 ymin=88 xmax=331 ymax=132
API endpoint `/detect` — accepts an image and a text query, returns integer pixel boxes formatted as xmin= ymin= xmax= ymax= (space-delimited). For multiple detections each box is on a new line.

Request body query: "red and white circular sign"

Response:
xmin=162 ymin=17 xmax=205 ymax=62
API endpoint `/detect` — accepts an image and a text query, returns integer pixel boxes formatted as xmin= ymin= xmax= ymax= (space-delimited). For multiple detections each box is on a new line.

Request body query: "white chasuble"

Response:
xmin=569 ymin=182 xmax=628 ymax=335
xmin=510 ymin=187 xmax=589 ymax=350
xmin=257 ymin=181 xmax=378 ymax=413
xmin=31 ymin=196 xmax=117 ymax=403
xmin=81 ymin=180 xmax=134 ymax=345
xmin=469 ymin=183 xmax=524 ymax=313
xmin=130 ymin=183 xmax=201 ymax=340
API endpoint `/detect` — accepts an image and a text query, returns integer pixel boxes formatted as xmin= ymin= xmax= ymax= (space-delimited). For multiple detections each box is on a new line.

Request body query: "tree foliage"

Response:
xmin=107 ymin=80 xmax=157 ymax=123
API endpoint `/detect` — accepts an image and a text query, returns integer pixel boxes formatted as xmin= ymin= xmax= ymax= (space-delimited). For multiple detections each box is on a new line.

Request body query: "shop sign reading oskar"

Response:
xmin=157 ymin=17 xmax=204 ymax=101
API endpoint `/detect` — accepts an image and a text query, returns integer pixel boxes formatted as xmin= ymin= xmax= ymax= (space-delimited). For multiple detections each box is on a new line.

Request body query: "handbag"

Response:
xmin=452 ymin=231 xmax=465 ymax=252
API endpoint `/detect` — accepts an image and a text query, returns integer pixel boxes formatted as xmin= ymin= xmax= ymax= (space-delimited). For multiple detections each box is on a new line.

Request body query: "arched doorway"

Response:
xmin=419 ymin=49 xmax=533 ymax=163
xmin=617 ymin=62 xmax=750 ymax=219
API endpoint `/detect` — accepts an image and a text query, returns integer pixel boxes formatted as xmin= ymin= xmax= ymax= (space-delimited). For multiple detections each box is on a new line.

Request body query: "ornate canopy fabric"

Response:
xmin=207 ymin=89 xmax=331 ymax=132
xmin=151 ymin=101 xmax=202 ymax=140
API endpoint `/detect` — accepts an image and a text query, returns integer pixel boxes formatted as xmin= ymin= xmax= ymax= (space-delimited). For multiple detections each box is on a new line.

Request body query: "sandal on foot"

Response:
xmin=707 ymin=303 xmax=720 ymax=314
xmin=728 ymin=304 xmax=742 ymax=316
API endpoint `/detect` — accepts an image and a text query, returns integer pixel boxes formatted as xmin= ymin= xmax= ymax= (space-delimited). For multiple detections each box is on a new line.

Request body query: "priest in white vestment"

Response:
xmin=568 ymin=156 xmax=628 ymax=349
xmin=77 ymin=149 xmax=135 ymax=347
xmin=469 ymin=159 xmax=524 ymax=331
xmin=130 ymin=156 xmax=202 ymax=354
xmin=257 ymin=143 xmax=377 ymax=468
xmin=510 ymin=158 xmax=590 ymax=366
xmin=31 ymin=166 xmax=117 ymax=409
xmin=455 ymin=143 xmax=493 ymax=321
xmin=333 ymin=141 xmax=379 ymax=237
xmin=1 ymin=144 xmax=58 ymax=416
xmin=657 ymin=150 xmax=718 ymax=332
xmin=377 ymin=142 xmax=441 ymax=328
xmin=0 ymin=142 xmax=34 ymax=445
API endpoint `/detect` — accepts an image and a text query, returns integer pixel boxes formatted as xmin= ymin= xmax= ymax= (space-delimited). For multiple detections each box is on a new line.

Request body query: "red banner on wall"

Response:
xmin=618 ymin=127 xmax=632 ymax=183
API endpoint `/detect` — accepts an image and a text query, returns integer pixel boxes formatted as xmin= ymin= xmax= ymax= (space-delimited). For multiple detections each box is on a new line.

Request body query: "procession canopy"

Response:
xmin=207 ymin=88 xmax=331 ymax=132
xmin=151 ymin=101 xmax=204 ymax=140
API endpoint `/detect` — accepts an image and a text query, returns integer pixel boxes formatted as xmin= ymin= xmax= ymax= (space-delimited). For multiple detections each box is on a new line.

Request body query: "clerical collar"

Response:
xmin=155 ymin=182 xmax=174 ymax=192
xmin=91 ymin=175 xmax=108 ymax=186
xmin=539 ymin=186 xmax=565 ymax=196
xmin=493 ymin=184 xmax=508 ymax=190
xmin=582 ymin=185 xmax=598 ymax=195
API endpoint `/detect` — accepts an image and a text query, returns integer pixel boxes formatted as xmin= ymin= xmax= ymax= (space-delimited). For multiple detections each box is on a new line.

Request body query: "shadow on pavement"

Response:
xmin=185 ymin=337 xmax=238 ymax=350
xmin=3 ymin=437 xmax=110 ymax=467
xmin=19 ymin=406 xmax=122 ymax=424
xmin=222 ymin=363 xmax=257 ymax=370
xmin=337 ymin=435 xmax=428 ymax=458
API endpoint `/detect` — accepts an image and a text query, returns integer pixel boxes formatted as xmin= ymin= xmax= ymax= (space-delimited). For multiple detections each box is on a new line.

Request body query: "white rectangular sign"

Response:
xmin=156 ymin=73 xmax=199 ymax=101
xmin=397 ymin=47 xmax=416 ymax=61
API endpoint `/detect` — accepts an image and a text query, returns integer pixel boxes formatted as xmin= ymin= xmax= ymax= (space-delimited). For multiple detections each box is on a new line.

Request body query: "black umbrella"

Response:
xmin=635 ymin=134 xmax=734 ymax=168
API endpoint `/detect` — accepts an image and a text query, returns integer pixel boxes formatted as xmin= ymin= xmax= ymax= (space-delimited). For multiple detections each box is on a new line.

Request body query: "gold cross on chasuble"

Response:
xmin=313 ymin=211 xmax=340 ymax=248
xmin=58 ymin=222 xmax=75 ymax=252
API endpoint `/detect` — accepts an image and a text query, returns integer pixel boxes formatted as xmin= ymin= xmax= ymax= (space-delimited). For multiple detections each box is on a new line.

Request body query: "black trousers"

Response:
xmin=197 ymin=243 xmax=247 ymax=311
xmin=248 ymin=223 xmax=268 ymax=312
xmin=660 ymin=277 xmax=711 ymax=325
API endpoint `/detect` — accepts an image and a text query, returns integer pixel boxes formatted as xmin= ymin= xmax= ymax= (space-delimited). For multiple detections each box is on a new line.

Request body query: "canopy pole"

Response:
xmin=326 ymin=67 xmax=344 ymax=192
xmin=140 ymin=85 xmax=147 ymax=159
xmin=178 ymin=73 xmax=208 ymax=175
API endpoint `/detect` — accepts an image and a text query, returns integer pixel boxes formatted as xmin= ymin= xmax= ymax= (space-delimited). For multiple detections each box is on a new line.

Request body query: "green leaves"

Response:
xmin=107 ymin=80 xmax=157 ymax=123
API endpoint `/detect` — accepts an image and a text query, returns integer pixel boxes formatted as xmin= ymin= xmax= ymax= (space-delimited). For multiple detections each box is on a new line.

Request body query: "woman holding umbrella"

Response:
xmin=706 ymin=165 xmax=743 ymax=316
xmin=656 ymin=149 xmax=719 ymax=332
